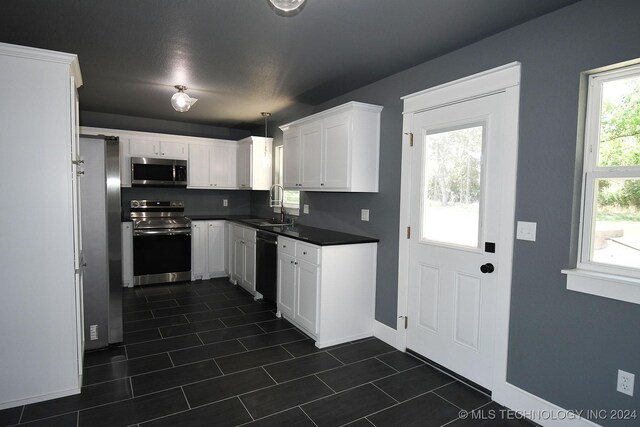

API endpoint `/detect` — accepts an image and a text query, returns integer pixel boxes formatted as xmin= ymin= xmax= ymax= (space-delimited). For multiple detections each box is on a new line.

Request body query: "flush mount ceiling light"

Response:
xmin=267 ymin=0 xmax=306 ymax=16
xmin=171 ymin=85 xmax=198 ymax=112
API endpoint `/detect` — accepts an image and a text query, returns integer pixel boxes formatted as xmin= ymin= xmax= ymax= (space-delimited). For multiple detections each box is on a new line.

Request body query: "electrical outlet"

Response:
xmin=223 ymin=199 xmax=228 ymax=207
xmin=361 ymin=209 xmax=370 ymax=221
xmin=303 ymin=204 xmax=309 ymax=214
xmin=617 ymin=370 xmax=635 ymax=396
xmin=89 ymin=325 xmax=98 ymax=341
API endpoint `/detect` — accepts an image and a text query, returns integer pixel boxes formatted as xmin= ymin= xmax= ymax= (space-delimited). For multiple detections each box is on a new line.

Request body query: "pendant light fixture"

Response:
xmin=261 ymin=112 xmax=272 ymax=168
xmin=267 ymin=0 xmax=306 ymax=16
xmin=171 ymin=85 xmax=198 ymax=112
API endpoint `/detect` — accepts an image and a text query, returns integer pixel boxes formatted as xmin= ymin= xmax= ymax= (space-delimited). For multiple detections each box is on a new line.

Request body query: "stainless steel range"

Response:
xmin=131 ymin=200 xmax=191 ymax=286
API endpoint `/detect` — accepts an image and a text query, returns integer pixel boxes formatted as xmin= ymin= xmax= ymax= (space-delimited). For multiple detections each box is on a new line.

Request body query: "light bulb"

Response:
xmin=171 ymin=85 xmax=197 ymax=112
xmin=269 ymin=0 xmax=305 ymax=12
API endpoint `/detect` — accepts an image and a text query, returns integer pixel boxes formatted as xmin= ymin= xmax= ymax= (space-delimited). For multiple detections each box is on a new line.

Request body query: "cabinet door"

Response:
xmin=207 ymin=221 xmax=225 ymax=277
xmin=277 ymin=252 xmax=296 ymax=318
xmin=191 ymin=222 xmax=207 ymax=280
xmin=212 ymin=143 xmax=236 ymax=188
xmin=296 ymin=259 xmax=320 ymax=334
xmin=322 ymin=114 xmax=351 ymax=189
xmin=283 ymin=128 xmax=301 ymax=188
xmin=237 ymin=141 xmax=252 ymax=189
xmin=301 ymin=122 xmax=322 ymax=188
xmin=231 ymin=226 xmax=245 ymax=284
xmin=121 ymin=223 xmax=133 ymax=287
xmin=129 ymin=138 xmax=160 ymax=157
xmin=188 ymin=144 xmax=212 ymax=188
xmin=160 ymin=141 xmax=188 ymax=159
xmin=243 ymin=240 xmax=256 ymax=294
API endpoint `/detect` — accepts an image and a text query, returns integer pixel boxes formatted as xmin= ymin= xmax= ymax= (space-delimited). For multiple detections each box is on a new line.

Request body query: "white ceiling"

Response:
xmin=0 ymin=0 xmax=580 ymax=129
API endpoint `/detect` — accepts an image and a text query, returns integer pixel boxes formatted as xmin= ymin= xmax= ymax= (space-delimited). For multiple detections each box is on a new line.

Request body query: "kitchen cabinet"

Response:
xmin=129 ymin=138 xmax=188 ymax=159
xmin=79 ymin=127 xmax=238 ymax=188
xmin=277 ymin=237 xmax=378 ymax=348
xmin=230 ymin=224 xmax=256 ymax=295
xmin=191 ymin=220 xmax=226 ymax=280
xmin=282 ymin=128 xmax=301 ymax=188
xmin=1 ymin=42 xmax=83 ymax=407
xmin=280 ymin=101 xmax=383 ymax=192
xmin=188 ymin=141 xmax=237 ymax=189
xmin=122 ymin=223 xmax=134 ymax=287
xmin=207 ymin=221 xmax=226 ymax=277
xmin=236 ymin=136 xmax=273 ymax=190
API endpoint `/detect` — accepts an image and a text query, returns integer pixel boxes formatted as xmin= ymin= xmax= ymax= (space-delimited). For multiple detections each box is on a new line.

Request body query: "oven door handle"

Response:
xmin=133 ymin=229 xmax=192 ymax=237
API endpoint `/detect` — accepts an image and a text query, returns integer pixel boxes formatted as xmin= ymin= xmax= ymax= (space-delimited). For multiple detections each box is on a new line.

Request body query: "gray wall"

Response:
xmin=251 ymin=0 xmax=640 ymax=421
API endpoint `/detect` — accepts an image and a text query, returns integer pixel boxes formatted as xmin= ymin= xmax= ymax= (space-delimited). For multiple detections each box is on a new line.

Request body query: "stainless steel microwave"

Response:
xmin=131 ymin=157 xmax=187 ymax=187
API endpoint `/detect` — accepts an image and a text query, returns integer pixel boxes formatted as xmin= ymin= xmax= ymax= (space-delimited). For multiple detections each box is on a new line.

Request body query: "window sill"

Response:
xmin=562 ymin=268 xmax=640 ymax=305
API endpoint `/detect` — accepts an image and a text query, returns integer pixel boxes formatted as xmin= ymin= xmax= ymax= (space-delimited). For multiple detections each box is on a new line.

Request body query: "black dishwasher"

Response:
xmin=255 ymin=230 xmax=278 ymax=303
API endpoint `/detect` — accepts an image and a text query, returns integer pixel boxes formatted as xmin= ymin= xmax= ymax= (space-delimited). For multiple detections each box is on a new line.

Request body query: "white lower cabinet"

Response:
xmin=230 ymin=224 xmax=257 ymax=295
xmin=192 ymin=220 xmax=226 ymax=281
xmin=277 ymin=237 xmax=377 ymax=348
xmin=122 ymin=223 xmax=134 ymax=287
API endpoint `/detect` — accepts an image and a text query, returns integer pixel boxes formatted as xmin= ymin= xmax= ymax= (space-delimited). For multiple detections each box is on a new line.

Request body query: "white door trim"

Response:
xmin=397 ymin=62 xmax=521 ymax=399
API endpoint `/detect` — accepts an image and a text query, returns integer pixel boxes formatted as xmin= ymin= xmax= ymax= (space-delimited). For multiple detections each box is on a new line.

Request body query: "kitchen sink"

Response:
xmin=243 ymin=218 xmax=293 ymax=227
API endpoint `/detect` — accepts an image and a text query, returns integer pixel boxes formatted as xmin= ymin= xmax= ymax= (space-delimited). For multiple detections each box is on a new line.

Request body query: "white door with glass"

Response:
xmin=407 ymin=92 xmax=506 ymax=389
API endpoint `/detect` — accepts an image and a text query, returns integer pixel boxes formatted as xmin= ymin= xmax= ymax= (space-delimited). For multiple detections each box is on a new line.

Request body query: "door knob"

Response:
xmin=480 ymin=263 xmax=494 ymax=274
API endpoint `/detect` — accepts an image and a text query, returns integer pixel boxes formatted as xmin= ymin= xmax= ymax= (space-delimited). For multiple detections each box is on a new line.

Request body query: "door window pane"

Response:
xmin=591 ymin=178 xmax=640 ymax=269
xmin=422 ymin=125 xmax=484 ymax=248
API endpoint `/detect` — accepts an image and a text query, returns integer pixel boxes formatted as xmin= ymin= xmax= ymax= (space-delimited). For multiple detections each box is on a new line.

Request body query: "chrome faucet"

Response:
xmin=269 ymin=184 xmax=288 ymax=223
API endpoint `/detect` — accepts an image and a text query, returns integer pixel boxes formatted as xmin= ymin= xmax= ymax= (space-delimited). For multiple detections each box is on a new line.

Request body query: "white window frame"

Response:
xmin=563 ymin=62 xmax=640 ymax=305
xmin=274 ymin=145 xmax=300 ymax=214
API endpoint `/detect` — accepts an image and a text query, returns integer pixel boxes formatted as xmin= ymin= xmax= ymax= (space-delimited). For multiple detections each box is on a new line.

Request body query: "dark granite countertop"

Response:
xmin=122 ymin=215 xmax=378 ymax=246
xmin=195 ymin=216 xmax=378 ymax=246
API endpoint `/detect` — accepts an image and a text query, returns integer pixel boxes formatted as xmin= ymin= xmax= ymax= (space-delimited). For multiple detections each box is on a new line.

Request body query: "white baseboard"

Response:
xmin=0 ymin=386 xmax=80 ymax=410
xmin=373 ymin=320 xmax=400 ymax=349
xmin=494 ymin=382 xmax=601 ymax=427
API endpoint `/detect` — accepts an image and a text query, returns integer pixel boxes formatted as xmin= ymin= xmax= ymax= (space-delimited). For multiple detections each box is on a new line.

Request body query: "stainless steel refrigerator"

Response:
xmin=79 ymin=135 xmax=123 ymax=350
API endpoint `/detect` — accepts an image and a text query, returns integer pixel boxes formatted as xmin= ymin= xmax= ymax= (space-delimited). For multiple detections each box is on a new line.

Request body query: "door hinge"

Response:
xmin=406 ymin=226 xmax=411 ymax=239
xmin=404 ymin=132 xmax=414 ymax=147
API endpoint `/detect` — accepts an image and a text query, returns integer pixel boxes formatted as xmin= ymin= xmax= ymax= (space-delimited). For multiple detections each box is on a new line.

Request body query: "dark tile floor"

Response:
xmin=1 ymin=278 xmax=537 ymax=427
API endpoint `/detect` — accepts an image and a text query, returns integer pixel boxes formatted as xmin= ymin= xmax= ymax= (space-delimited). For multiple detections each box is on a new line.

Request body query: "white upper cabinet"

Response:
xmin=280 ymin=102 xmax=383 ymax=192
xmin=129 ymin=138 xmax=188 ymax=159
xmin=80 ymin=127 xmax=237 ymax=188
xmin=188 ymin=141 xmax=237 ymax=189
xmin=283 ymin=128 xmax=302 ymax=188
xmin=236 ymin=136 xmax=273 ymax=190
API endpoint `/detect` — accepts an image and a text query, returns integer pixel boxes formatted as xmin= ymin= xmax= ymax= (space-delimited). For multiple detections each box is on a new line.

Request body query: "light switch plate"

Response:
xmin=361 ymin=209 xmax=370 ymax=221
xmin=223 ymin=199 xmax=228 ymax=207
xmin=303 ymin=204 xmax=309 ymax=214
xmin=516 ymin=221 xmax=537 ymax=241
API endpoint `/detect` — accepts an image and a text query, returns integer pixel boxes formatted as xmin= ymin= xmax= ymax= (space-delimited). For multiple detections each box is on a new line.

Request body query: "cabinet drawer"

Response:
xmin=296 ymin=243 xmax=320 ymax=265
xmin=278 ymin=238 xmax=296 ymax=256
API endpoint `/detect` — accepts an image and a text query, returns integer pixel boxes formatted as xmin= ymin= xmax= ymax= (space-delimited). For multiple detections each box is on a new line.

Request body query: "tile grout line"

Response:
xmin=236 ymin=396 xmax=255 ymax=422
xmin=18 ymin=404 xmax=25 ymax=423
xmin=314 ymin=374 xmax=337 ymax=394
xmin=298 ymin=405 xmax=320 ymax=427
xmin=260 ymin=366 xmax=278 ymax=384
xmin=374 ymin=356 xmax=400 ymax=373
xmin=370 ymin=382 xmax=400 ymax=404
xmin=179 ymin=386 xmax=191 ymax=410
